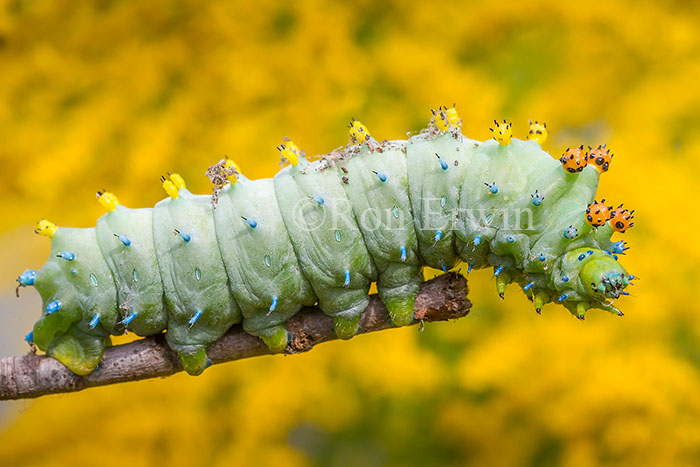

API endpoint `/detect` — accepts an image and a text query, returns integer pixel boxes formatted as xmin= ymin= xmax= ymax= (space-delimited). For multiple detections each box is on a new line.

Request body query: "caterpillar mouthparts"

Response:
xmin=16 ymin=105 xmax=634 ymax=376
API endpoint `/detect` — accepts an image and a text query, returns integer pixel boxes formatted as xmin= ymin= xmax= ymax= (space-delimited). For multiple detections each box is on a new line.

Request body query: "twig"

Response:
xmin=0 ymin=272 xmax=470 ymax=400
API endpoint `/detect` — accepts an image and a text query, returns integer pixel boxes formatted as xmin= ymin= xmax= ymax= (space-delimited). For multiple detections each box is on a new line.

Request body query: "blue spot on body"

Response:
xmin=523 ymin=281 xmax=534 ymax=291
xmin=494 ymin=266 xmax=503 ymax=277
xmin=539 ymin=253 xmax=546 ymax=261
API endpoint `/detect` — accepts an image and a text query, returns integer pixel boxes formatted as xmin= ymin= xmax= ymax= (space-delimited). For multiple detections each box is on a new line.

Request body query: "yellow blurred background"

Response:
xmin=1 ymin=0 xmax=699 ymax=465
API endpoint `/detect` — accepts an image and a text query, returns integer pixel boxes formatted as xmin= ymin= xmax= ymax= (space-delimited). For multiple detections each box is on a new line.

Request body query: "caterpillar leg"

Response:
xmin=168 ymin=343 xmax=211 ymax=376
xmin=47 ymin=325 xmax=107 ymax=375
xmin=255 ymin=325 xmax=289 ymax=353
xmin=243 ymin=313 xmax=292 ymax=353
xmin=319 ymin=288 xmax=369 ymax=339
xmin=377 ymin=264 xmax=422 ymax=327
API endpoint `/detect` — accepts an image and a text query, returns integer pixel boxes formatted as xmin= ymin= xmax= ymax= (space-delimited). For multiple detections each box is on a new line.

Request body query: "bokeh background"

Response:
xmin=1 ymin=0 xmax=699 ymax=465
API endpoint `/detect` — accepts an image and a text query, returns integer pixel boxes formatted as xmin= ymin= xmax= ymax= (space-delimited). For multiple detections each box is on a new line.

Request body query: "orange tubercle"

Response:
xmin=586 ymin=199 xmax=612 ymax=227
xmin=560 ymin=146 xmax=588 ymax=173
xmin=609 ymin=205 xmax=634 ymax=232
xmin=588 ymin=144 xmax=613 ymax=172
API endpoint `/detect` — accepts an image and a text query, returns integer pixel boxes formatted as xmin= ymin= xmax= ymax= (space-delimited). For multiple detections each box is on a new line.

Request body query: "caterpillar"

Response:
xmin=15 ymin=106 xmax=635 ymax=376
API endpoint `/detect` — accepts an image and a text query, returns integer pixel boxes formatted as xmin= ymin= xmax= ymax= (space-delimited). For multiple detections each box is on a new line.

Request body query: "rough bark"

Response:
xmin=0 ymin=272 xmax=470 ymax=400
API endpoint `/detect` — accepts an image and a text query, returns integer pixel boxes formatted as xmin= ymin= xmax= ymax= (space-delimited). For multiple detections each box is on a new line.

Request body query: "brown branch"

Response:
xmin=0 ymin=272 xmax=470 ymax=400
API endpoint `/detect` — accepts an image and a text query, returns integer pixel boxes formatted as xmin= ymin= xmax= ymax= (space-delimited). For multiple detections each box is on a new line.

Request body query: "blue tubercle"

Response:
xmin=312 ymin=195 xmax=325 ymax=206
xmin=612 ymin=241 xmax=628 ymax=255
xmin=188 ymin=310 xmax=203 ymax=328
xmin=175 ymin=230 xmax=191 ymax=242
xmin=400 ymin=247 xmax=407 ymax=262
xmin=485 ymin=182 xmax=498 ymax=194
xmin=57 ymin=251 xmax=75 ymax=261
xmin=17 ymin=269 xmax=37 ymax=286
xmin=474 ymin=235 xmax=481 ymax=246
xmin=373 ymin=171 xmax=387 ymax=182
xmin=436 ymin=153 xmax=449 ymax=171
xmin=242 ymin=217 xmax=258 ymax=228
xmin=538 ymin=253 xmax=546 ymax=261
xmin=269 ymin=297 xmax=278 ymax=312
xmin=467 ymin=263 xmax=473 ymax=274
xmin=563 ymin=225 xmax=578 ymax=239
xmin=89 ymin=314 xmax=101 ymax=329
xmin=122 ymin=312 xmax=137 ymax=326
xmin=494 ymin=266 xmax=503 ymax=277
xmin=523 ymin=281 xmax=534 ymax=291
xmin=506 ymin=235 xmax=515 ymax=243
xmin=46 ymin=299 xmax=62 ymax=314
xmin=558 ymin=293 xmax=568 ymax=302
xmin=531 ymin=190 xmax=544 ymax=206
xmin=115 ymin=234 xmax=131 ymax=246
xmin=434 ymin=230 xmax=442 ymax=244
xmin=344 ymin=270 xmax=350 ymax=288
xmin=25 ymin=331 xmax=34 ymax=344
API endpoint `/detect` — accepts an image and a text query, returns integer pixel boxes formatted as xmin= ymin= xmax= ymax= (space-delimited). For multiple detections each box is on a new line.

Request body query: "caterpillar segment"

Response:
xmin=18 ymin=107 xmax=634 ymax=376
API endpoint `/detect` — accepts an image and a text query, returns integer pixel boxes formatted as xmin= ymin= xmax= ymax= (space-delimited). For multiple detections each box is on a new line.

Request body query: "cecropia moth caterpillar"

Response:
xmin=15 ymin=105 xmax=634 ymax=376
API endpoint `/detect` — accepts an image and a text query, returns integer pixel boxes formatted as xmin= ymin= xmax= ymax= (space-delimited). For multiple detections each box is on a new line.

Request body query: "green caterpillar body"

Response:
xmin=18 ymin=113 xmax=633 ymax=376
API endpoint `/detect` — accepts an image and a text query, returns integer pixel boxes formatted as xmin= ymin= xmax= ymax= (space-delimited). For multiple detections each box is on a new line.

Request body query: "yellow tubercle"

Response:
xmin=432 ymin=108 xmax=449 ymax=131
xmin=527 ymin=120 xmax=549 ymax=145
xmin=96 ymin=191 xmax=120 ymax=211
xmin=491 ymin=120 xmax=513 ymax=146
xmin=278 ymin=144 xmax=299 ymax=166
xmin=223 ymin=159 xmax=241 ymax=183
xmin=169 ymin=173 xmax=186 ymax=190
xmin=161 ymin=176 xmax=179 ymax=199
xmin=444 ymin=104 xmax=462 ymax=129
xmin=348 ymin=119 xmax=371 ymax=144
xmin=35 ymin=219 xmax=57 ymax=238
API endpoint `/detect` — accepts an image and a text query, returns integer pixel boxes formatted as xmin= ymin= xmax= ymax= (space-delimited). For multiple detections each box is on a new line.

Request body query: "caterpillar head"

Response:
xmin=578 ymin=252 xmax=630 ymax=300
xmin=610 ymin=205 xmax=634 ymax=232
xmin=588 ymin=145 xmax=612 ymax=172
xmin=560 ymin=146 xmax=588 ymax=173
xmin=585 ymin=199 xmax=611 ymax=227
